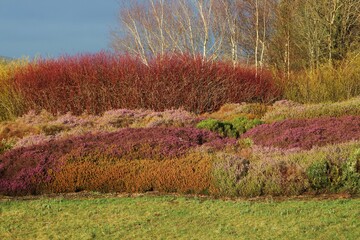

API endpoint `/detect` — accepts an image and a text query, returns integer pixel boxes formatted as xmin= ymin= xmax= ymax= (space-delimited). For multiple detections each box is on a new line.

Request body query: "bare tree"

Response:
xmin=111 ymin=3 xmax=149 ymax=64
xmin=111 ymin=0 xmax=360 ymax=72
xmin=269 ymin=0 xmax=303 ymax=78
xmin=112 ymin=0 xmax=224 ymax=61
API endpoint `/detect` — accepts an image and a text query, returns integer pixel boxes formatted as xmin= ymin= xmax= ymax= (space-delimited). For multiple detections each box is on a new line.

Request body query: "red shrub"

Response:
xmin=242 ymin=116 xmax=360 ymax=150
xmin=12 ymin=52 xmax=280 ymax=115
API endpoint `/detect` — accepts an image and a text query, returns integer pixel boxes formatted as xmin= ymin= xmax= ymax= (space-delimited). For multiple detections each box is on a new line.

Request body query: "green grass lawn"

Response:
xmin=0 ymin=195 xmax=359 ymax=240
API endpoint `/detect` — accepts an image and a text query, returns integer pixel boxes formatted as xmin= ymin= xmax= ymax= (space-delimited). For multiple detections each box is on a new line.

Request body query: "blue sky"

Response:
xmin=0 ymin=0 xmax=120 ymax=58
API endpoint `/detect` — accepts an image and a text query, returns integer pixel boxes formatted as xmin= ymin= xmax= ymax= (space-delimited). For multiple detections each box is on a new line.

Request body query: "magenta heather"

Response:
xmin=243 ymin=116 xmax=360 ymax=150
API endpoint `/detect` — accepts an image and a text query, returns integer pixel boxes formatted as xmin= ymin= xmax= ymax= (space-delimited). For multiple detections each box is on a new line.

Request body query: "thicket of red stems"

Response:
xmin=12 ymin=52 xmax=280 ymax=115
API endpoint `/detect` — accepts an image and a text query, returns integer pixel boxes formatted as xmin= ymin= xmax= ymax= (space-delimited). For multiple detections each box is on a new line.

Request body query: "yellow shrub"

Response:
xmin=0 ymin=58 xmax=29 ymax=121
xmin=0 ymin=58 xmax=28 ymax=81
xmin=284 ymin=53 xmax=360 ymax=103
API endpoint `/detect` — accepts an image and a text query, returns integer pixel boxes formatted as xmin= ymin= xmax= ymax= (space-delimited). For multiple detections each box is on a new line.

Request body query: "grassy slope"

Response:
xmin=0 ymin=196 xmax=359 ymax=240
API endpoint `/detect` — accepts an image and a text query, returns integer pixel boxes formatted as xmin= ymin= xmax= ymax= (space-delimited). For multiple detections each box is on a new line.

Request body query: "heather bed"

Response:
xmin=0 ymin=108 xmax=201 ymax=151
xmin=1 ymin=124 xmax=359 ymax=197
xmin=0 ymin=127 xmax=236 ymax=196
xmin=2 ymin=93 xmax=360 ymax=154
xmin=243 ymin=115 xmax=360 ymax=150
xmin=262 ymin=97 xmax=360 ymax=122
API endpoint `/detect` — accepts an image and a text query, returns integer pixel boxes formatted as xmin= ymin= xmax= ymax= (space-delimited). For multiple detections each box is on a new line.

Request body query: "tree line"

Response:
xmin=111 ymin=0 xmax=360 ymax=76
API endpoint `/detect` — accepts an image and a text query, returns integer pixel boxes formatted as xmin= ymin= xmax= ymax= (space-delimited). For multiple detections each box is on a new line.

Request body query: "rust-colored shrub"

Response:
xmin=203 ymin=103 xmax=268 ymax=121
xmin=44 ymin=152 xmax=214 ymax=194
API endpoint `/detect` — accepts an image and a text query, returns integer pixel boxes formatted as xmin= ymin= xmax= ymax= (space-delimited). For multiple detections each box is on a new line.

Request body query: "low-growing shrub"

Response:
xmin=0 ymin=127 xmax=235 ymax=195
xmin=306 ymin=160 xmax=332 ymax=191
xmin=212 ymin=153 xmax=250 ymax=197
xmin=203 ymin=103 xmax=268 ymax=121
xmin=263 ymin=97 xmax=360 ymax=122
xmin=197 ymin=117 xmax=263 ymax=138
xmin=232 ymin=117 xmax=263 ymax=134
xmin=45 ymin=152 xmax=214 ymax=194
xmin=212 ymin=148 xmax=308 ymax=197
xmin=250 ymin=142 xmax=360 ymax=195
xmin=305 ymin=149 xmax=360 ymax=193
xmin=196 ymin=119 xmax=236 ymax=138
xmin=0 ymin=122 xmax=39 ymax=140
xmin=234 ymin=160 xmax=308 ymax=197
xmin=13 ymin=134 xmax=54 ymax=149
xmin=99 ymin=108 xmax=199 ymax=129
xmin=243 ymin=116 xmax=360 ymax=150
xmin=0 ymin=139 xmax=15 ymax=154
xmin=342 ymin=149 xmax=360 ymax=193
xmin=0 ymin=108 xmax=202 ymax=151
xmin=40 ymin=124 xmax=66 ymax=136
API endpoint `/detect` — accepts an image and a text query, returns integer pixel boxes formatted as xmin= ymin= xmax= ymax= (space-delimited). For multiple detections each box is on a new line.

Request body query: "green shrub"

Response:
xmin=232 ymin=117 xmax=263 ymax=134
xmin=196 ymin=117 xmax=263 ymax=138
xmin=196 ymin=119 xmax=237 ymax=138
xmin=305 ymin=159 xmax=346 ymax=193
xmin=236 ymin=174 xmax=265 ymax=197
xmin=212 ymin=153 xmax=250 ymax=197
xmin=196 ymin=118 xmax=221 ymax=132
xmin=306 ymin=161 xmax=331 ymax=191
xmin=342 ymin=149 xmax=360 ymax=193
xmin=304 ymin=149 xmax=360 ymax=193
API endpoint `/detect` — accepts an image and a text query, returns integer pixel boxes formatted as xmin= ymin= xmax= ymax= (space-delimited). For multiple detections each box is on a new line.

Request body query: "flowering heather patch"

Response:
xmin=139 ymin=109 xmax=201 ymax=128
xmin=52 ymin=112 xmax=96 ymax=128
xmin=0 ymin=142 xmax=66 ymax=195
xmin=248 ymin=141 xmax=360 ymax=195
xmin=243 ymin=116 xmax=360 ymax=150
xmin=0 ymin=108 xmax=201 ymax=151
xmin=0 ymin=127 xmax=235 ymax=195
xmin=263 ymin=97 xmax=360 ymax=122
xmin=98 ymin=108 xmax=199 ymax=129
xmin=13 ymin=134 xmax=55 ymax=149
xmin=11 ymin=52 xmax=280 ymax=116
